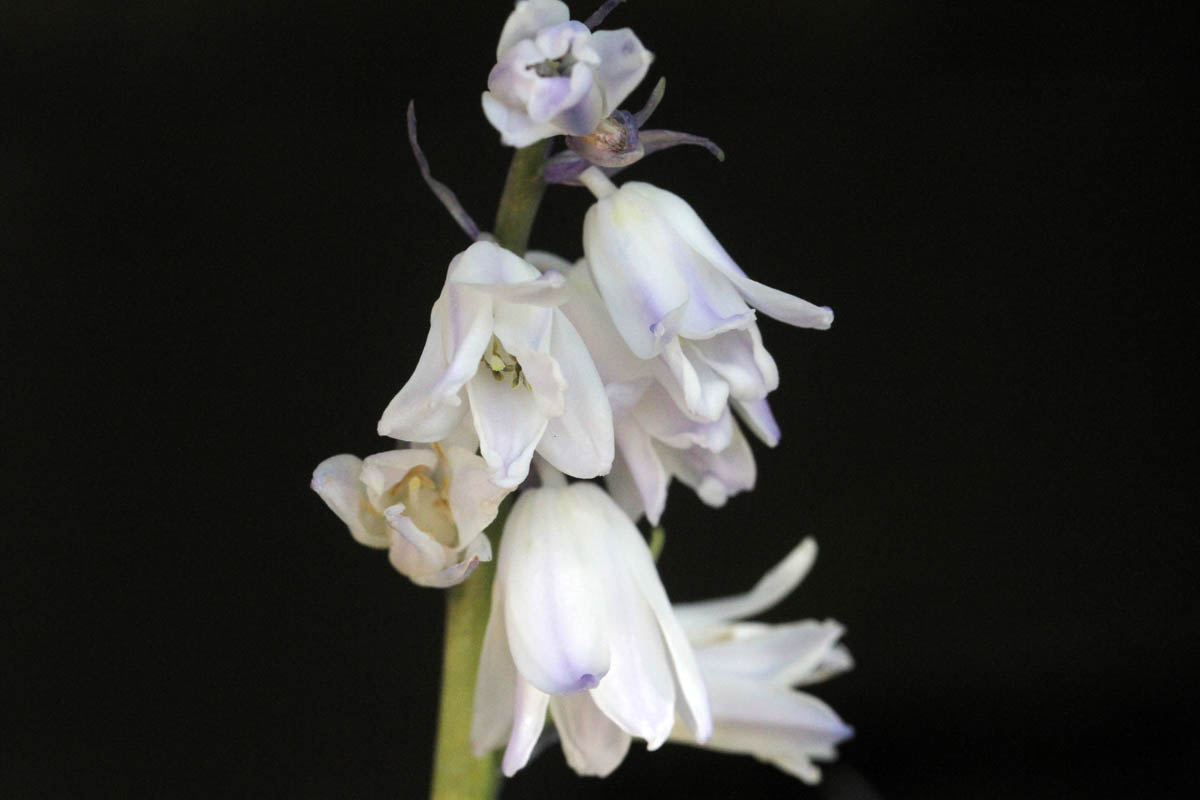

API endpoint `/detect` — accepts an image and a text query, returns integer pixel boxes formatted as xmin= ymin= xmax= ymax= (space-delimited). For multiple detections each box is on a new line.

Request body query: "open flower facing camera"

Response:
xmin=311 ymin=2 xmax=851 ymax=797
xmin=483 ymin=0 xmax=653 ymax=147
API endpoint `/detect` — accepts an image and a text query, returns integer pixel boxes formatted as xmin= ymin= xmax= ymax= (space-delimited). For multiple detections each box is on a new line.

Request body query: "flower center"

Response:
xmin=388 ymin=452 xmax=456 ymax=547
xmin=482 ymin=336 xmax=528 ymax=388
xmin=528 ymin=41 xmax=578 ymax=78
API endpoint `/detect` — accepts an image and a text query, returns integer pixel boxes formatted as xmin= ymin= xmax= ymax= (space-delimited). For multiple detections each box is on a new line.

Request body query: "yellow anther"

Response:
xmin=486 ymin=354 xmax=507 ymax=372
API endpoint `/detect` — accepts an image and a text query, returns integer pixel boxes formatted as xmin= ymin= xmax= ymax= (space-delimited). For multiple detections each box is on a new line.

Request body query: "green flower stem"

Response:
xmin=429 ymin=142 xmax=548 ymax=800
xmin=429 ymin=543 xmax=502 ymax=800
xmin=492 ymin=142 xmax=549 ymax=257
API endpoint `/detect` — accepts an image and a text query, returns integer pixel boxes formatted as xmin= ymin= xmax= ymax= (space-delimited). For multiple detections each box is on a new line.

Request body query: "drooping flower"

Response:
xmin=377 ymin=240 xmax=613 ymax=489
xmin=528 ymin=250 xmax=764 ymax=523
xmin=483 ymin=0 xmax=653 ymax=147
xmin=470 ymin=479 xmax=711 ymax=777
xmin=606 ymin=382 xmax=757 ymax=525
xmin=310 ymin=442 xmax=507 ymax=587
xmin=670 ymin=538 xmax=854 ymax=783
xmin=580 ymin=173 xmax=833 ymax=422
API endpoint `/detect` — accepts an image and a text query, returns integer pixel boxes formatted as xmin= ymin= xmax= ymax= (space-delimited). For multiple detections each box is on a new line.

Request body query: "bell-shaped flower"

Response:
xmin=470 ymin=479 xmax=711 ymax=777
xmin=536 ymin=252 xmax=766 ymax=522
xmin=671 ymin=538 xmax=854 ymax=783
xmin=483 ymin=0 xmax=653 ymax=147
xmin=580 ymin=175 xmax=833 ymax=421
xmin=310 ymin=442 xmax=507 ymax=587
xmin=376 ymin=240 xmax=613 ymax=489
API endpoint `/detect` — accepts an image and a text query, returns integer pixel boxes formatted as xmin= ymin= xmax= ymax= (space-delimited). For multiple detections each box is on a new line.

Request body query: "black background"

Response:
xmin=5 ymin=1 xmax=1196 ymax=798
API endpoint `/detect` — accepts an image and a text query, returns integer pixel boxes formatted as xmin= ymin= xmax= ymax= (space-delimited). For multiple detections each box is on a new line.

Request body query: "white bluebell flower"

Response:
xmin=580 ymin=175 xmax=833 ymax=422
xmin=310 ymin=443 xmax=506 ymax=587
xmin=376 ymin=241 xmax=613 ymax=489
xmin=672 ymin=539 xmax=854 ymax=783
xmin=483 ymin=0 xmax=653 ymax=147
xmin=470 ymin=480 xmax=711 ymax=776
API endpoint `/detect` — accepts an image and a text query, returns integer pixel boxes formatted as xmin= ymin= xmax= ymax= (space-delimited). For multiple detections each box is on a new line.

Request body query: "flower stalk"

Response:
xmin=430 ymin=138 xmax=549 ymax=800
xmin=430 ymin=500 xmax=511 ymax=800
xmin=492 ymin=142 xmax=549 ymax=257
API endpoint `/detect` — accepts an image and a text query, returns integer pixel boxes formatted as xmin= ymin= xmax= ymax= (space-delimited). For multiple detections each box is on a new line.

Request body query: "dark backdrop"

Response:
xmin=6 ymin=1 xmax=1195 ymax=798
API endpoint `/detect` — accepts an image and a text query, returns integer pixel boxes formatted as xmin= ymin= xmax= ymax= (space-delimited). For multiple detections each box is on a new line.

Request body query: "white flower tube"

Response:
xmin=377 ymin=240 xmax=613 ymax=489
xmin=310 ymin=443 xmax=507 ymax=587
xmin=470 ymin=481 xmax=711 ymax=777
xmin=582 ymin=177 xmax=832 ymax=421
xmin=671 ymin=538 xmax=854 ymax=783
xmin=483 ymin=0 xmax=653 ymax=147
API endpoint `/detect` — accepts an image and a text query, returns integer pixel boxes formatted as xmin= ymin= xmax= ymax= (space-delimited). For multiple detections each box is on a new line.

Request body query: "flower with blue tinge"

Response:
xmin=483 ymin=0 xmax=653 ymax=147
xmin=528 ymin=250 xmax=767 ymax=524
xmin=470 ymin=479 xmax=712 ymax=776
xmin=671 ymin=538 xmax=854 ymax=783
xmin=580 ymin=174 xmax=833 ymax=424
xmin=377 ymin=240 xmax=613 ymax=489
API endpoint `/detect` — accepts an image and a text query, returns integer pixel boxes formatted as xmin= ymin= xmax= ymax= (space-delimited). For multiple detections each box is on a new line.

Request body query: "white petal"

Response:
xmin=443 ymin=446 xmax=508 ymax=544
xmin=522 ymin=250 xmax=573 ymax=274
xmin=548 ymin=66 xmax=606 ymax=136
xmin=626 ymin=182 xmax=834 ymax=329
xmin=499 ymin=488 xmax=612 ymax=695
xmin=605 ymin=445 xmax=647 ymax=522
xmin=675 ymin=256 xmax=755 ymax=341
xmin=675 ymin=538 xmax=818 ymax=639
xmin=437 ymin=286 xmax=502 ymax=400
xmin=691 ymin=325 xmax=779 ymax=401
xmin=310 ymin=454 xmax=390 ymax=548
xmin=658 ymin=422 xmax=755 ymax=508
xmin=559 ymin=261 xmax=650 ymax=385
xmin=653 ymin=338 xmax=730 ymax=422
xmin=587 ymin=540 xmax=677 ymax=748
xmin=611 ymin=414 xmax=669 ymax=525
xmin=501 ymin=674 xmax=551 ymax=777
xmin=471 ymin=577 xmax=517 ymax=755
xmin=549 ymin=692 xmax=632 ymax=777
xmin=495 ymin=0 xmax=570 ymax=58
xmin=589 ymin=29 xmax=654 ymax=114
xmin=583 ymin=193 xmax=690 ymax=359
xmin=377 ymin=301 xmax=476 ymax=441
xmin=690 ymin=674 xmax=851 ymax=783
xmin=458 ymin=271 xmax=568 ymax=307
xmin=733 ymin=396 xmax=781 ymax=447
xmin=446 ymin=241 xmax=559 ymax=295
xmin=526 ymin=50 xmax=595 ymax=126
xmin=482 ymin=91 xmax=562 ymax=148
xmin=696 ymin=620 xmax=846 ymax=686
xmin=384 ymin=509 xmax=450 ymax=581
xmin=467 ymin=369 xmax=549 ymax=489
xmin=535 ymin=310 xmax=614 ymax=479
xmin=800 ymin=644 xmax=854 ymax=686
xmin=634 ymin=382 xmax=733 ymax=452
xmin=439 ymin=412 xmax=480 ymax=454
xmin=584 ymin=484 xmax=712 ymax=743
